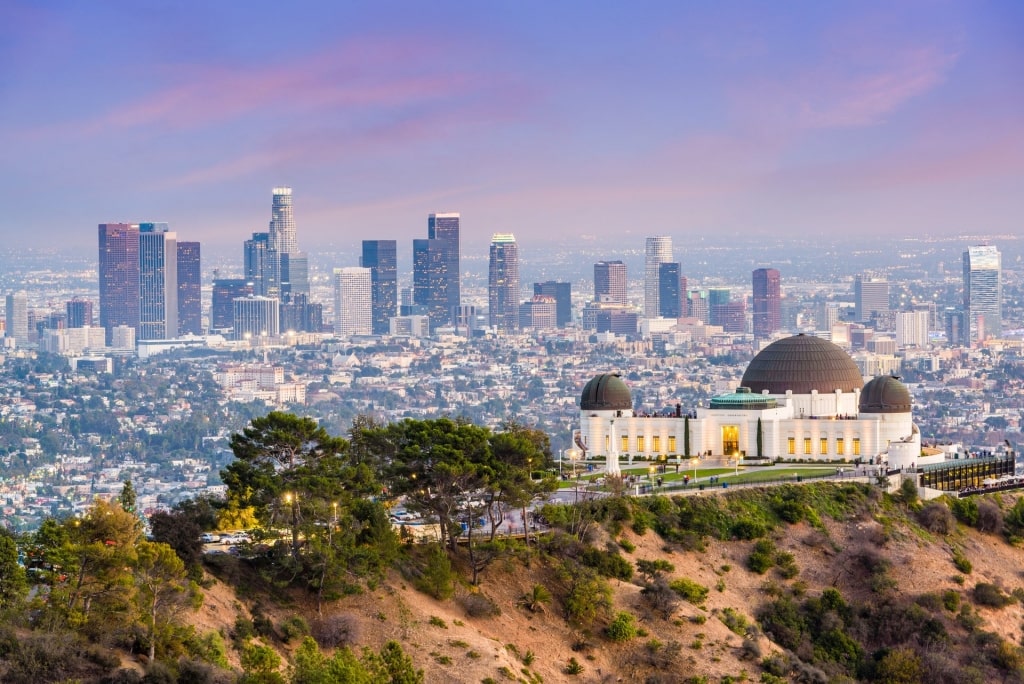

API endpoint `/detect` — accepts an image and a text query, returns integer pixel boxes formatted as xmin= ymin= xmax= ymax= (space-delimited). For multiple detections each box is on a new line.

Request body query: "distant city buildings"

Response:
xmin=594 ymin=260 xmax=627 ymax=306
xmin=658 ymin=263 xmax=682 ymax=319
xmin=138 ymin=223 xmax=177 ymax=340
xmin=361 ymin=240 xmax=397 ymax=335
xmin=333 ymin=267 xmax=372 ymax=336
xmin=488 ymin=233 xmax=519 ymax=332
xmin=752 ymin=268 xmax=781 ymax=340
xmin=176 ymin=241 xmax=202 ymax=336
xmin=98 ymin=223 xmax=141 ymax=344
xmin=895 ymin=310 xmax=930 ymax=348
xmin=66 ymin=299 xmax=94 ymax=328
xmin=5 ymin=291 xmax=28 ymax=345
xmin=211 ymin=279 xmax=253 ymax=332
xmin=416 ymin=212 xmax=461 ymax=327
xmin=854 ymin=275 xmax=890 ymax=325
xmin=533 ymin=281 xmax=572 ymax=328
xmin=232 ymin=296 xmax=279 ymax=341
xmin=644 ymin=236 xmax=673 ymax=318
xmin=963 ymin=245 xmax=1002 ymax=344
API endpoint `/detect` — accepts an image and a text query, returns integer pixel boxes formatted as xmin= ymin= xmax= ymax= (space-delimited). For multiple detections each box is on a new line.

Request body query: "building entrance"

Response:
xmin=722 ymin=425 xmax=739 ymax=456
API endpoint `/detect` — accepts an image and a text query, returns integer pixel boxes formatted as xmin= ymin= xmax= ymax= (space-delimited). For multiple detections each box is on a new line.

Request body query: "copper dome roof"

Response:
xmin=740 ymin=334 xmax=864 ymax=395
xmin=859 ymin=375 xmax=912 ymax=413
xmin=580 ymin=374 xmax=633 ymax=411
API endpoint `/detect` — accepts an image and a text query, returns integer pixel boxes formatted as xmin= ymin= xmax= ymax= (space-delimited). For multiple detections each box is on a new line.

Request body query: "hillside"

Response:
xmin=8 ymin=482 xmax=1024 ymax=683
xmin=192 ymin=483 xmax=1024 ymax=683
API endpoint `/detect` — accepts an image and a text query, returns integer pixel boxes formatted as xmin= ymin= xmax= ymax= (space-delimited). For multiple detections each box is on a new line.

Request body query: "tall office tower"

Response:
xmin=5 ymin=291 xmax=28 ymax=344
xmin=944 ymin=308 xmax=967 ymax=347
xmin=232 ymin=296 xmax=279 ymax=341
xmin=895 ymin=310 xmax=930 ymax=348
xmin=269 ymin=187 xmax=298 ymax=254
xmin=488 ymin=233 xmax=520 ymax=332
xmin=519 ymin=295 xmax=558 ymax=330
xmin=688 ymin=290 xmax=709 ymax=323
xmin=98 ymin=223 xmax=140 ymax=344
xmin=244 ymin=232 xmax=271 ymax=296
xmin=707 ymin=288 xmax=731 ymax=327
xmin=752 ymin=268 xmax=781 ymax=339
xmin=211 ymin=279 xmax=253 ymax=331
xmin=658 ymin=262 xmax=682 ymax=318
xmin=66 ymin=299 xmax=94 ymax=328
xmin=428 ymin=212 xmax=461 ymax=322
xmin=963 ymin=245 xmax=1002 ymax=343
xmin=533 ymin=281 xmax=572 ymax=327
xmin=413 ymin=238 xmax=451 ymax=327
xmin=281 ymin=252 xmax=309 ymax=299
xmin=644 ymin=236 xmax=673 ymax=318
xmin=713 ymin=300 xmax=746 ymax=333
xmin=333 ymin=267 xmax=372 ymax=336
xmin=280 ymin=293 xmax=322 ymax=334
xmin=854 ymin=275 xmax=890 ymax=323
xmin=361 ymin=240 xmax=398 ymax=335
xmin=176 ymin=241 xmax=202 ymax=335
xmin=594 ymin=260 xmax=627 ymax=305
xmin=138 ymin=223 xmax=178 ymax=340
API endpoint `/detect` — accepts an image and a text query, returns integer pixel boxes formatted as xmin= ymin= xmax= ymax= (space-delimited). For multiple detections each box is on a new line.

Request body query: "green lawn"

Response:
xmin=557 ymin=464 xmax=848 ymax=489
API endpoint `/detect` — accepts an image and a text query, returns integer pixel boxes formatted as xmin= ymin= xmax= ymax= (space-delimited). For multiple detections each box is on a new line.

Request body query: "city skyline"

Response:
xmin=2 ymin=2 xmax=1021 ymax=249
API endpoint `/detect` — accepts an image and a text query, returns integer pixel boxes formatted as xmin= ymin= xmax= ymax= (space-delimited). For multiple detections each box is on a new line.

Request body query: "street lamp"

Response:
xmin=733 ymin=452 xmax=740 ymax=476
xmin=648 ymin=465 xmax=655 ymax=481
xmin=691 ymin=457 xmax=699 ymax=483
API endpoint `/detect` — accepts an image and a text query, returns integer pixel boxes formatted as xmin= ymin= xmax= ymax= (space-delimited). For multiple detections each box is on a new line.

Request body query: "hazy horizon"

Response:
xmin=2 ymin=1 xmax=1021 ymax=250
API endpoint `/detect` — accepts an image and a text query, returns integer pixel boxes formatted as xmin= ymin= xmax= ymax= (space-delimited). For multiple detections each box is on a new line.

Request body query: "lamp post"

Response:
xmin=691 ymin=457 xmax=699 ymax=483
xmin=733 ymin=452 xmax=740 ymax=476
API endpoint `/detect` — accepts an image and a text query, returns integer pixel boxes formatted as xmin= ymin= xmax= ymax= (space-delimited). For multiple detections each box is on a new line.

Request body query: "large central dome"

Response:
xmin=741 ymin=334 xmax=864 ymax=395
xmin=580 ymin=374 xmax=633 ymax=411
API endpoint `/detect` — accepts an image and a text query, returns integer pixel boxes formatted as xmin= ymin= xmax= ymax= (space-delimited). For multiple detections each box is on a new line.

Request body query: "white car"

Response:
xmin=221 ymin=532 xmax=251 ymax=545
xmin=200 ymin=533 xmax=221 ymax=543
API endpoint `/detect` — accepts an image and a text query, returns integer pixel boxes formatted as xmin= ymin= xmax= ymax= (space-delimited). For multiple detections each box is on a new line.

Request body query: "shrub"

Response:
xmin=977 ymin=500 xmax=1003 ymax=534
xmin=641 ymin=577 xmax=681 ymax=617
xmin=606 ymin=612 xmax=638 ymax=642
xmin=460 ymin=592 xmax=501 ymax=618
xmin=719 ymin=607 xmax=749 ymax=636
xmin=917 ymin=502 xmax=954 ymax=534
xmin=973 ymin=582 xmax=1012 ymax=608
xmin=565 ymin=657 xmax=584 ymax=675
xmin=619 ymin=538 xmax=636 ymax=553
xmin=580 ymin=547 xmax=633 ymax=580
xmin=280 ymin=615 xmax=309 ymax=643
xmin=311 ymin=614 xmax=359 ymax=649
xmin=519 ymin=584 xmax=552 ymax=613
xmin=669 ymin=577 xmax=709 ymax=605
xmin=429 ymin=616 xmax=448 ymax=628
xmin=417 ymin=544 xmax=456 ymax=600
xmin=748 ymin=540 xmax=776 ymax=575
xmin=942 ymin=590 xmax=961 ymax=612
xmin=951 ymin=497 xmax=979 ymax=526
xmin=953 ymin=551 xmax=973 ymax=574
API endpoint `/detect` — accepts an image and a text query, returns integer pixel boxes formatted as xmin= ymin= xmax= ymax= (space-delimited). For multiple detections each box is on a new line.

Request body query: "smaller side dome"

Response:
xmin=859 ymin=375 xmax=912 ymax=414
xmin=580 ymin=374 xmax=633 ymax=411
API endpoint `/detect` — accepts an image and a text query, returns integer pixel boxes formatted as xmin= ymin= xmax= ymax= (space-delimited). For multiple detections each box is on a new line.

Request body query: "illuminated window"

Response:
xmin=788 ymin=438 xmax=796 ymax=455
xmin=637 ymin=436 xmax=645 ymax=452
xmin=668 ymin=436 xmax=676 ymax=452
xmin=820 ymin=438 xmax=828 ymax=454
xmin=621 ymin=435 xmax=629 ymax=452
xmin=605 ymin=435 xmax=610 ymax=450
xmin=653 ymin=436 xmax=661 ymax=453
xmin=836 ymin=438 xmax=845 ymax=456
xmin=804 ymin=438 xmax=812 ymax=455
xmin=853 ymin=438 xmax=861 ymax=456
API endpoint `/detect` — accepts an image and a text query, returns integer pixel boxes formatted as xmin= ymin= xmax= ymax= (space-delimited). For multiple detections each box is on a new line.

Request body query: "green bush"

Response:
xmin=951 ymin=497 xmax=979 ymax=526
xmin=973 ymin=583 xmax=1012 ymax=608
xmin=606 ymin=612 xmax=638 ymax=642
xmin=953 ymin=551 xmax=973 ymax=574
xmin=417 ymin=544 xmax=456 ymax=600
xmin=280 ymin=615 xmax=309 ymax=643
xmin=565 ymin=657 xmax=584 ymax=675
xmin=580 ymin=547 xmax=633 ymax=580
xmin=942 ymin=590 xmax=961 ymax=612
xmin=719 ymin=607 xmax=749 ymax=636
xmin=748 ymin=539 xmax=776 ymax=574
xmin=669 ymin=577 xmax=709 ymax=605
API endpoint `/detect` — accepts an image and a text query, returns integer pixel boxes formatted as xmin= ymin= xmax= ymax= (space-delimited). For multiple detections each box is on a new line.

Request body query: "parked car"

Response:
xmin=200 ymin=533 xmax=221 ymax=543
xmin=221 ymin=532 xmax=251 ymax=545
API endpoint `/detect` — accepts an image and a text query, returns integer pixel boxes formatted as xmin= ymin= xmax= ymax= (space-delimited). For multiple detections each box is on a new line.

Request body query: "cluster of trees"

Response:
xmin=4 ymin=491 xmax=198 ymax=665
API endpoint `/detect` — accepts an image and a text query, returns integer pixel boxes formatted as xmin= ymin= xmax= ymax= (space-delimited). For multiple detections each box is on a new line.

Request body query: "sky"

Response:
xmin=1 ymin=1 xmax=1022 ymax=253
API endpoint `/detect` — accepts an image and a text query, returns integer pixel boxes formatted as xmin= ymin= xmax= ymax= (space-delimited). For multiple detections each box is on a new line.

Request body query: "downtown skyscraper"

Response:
xmin=248 ymin=187 xmax=310 ymax=301
xmin=644 ymin=236 xmax=673 ymax=318
xmin=752 ymin=268 xmax=781 ymax=340
xmin=658 ymin=263 xmax=682 ymax=319
xmin=138 ymin=223 xmax=177 ymax=340
xmin=488 ymin=233 xmax=519 ymax=332
xmin=413 ymin=212 xmax=461 ymax=328
xmin=177 ymin=241 xmax=202 ymax=335
xmin=333 ymin=267 xmax=372 ymax=336
xmin=594 ymin=260 xmax=627 ymax=305
xmin=963 ymin=245 xmax=1002 ymax=343
xmin=98 ymin=223 xmax=140 ymax=344
xmin=361 ymin=240 xmax=397 ymax=335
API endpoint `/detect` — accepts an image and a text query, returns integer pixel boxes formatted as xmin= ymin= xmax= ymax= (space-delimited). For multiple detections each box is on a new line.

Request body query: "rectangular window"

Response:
xmin=636 ymin=436 xmax=645 ymax=452
xmin=804 ymin=437 xmax=812 ymax=455
xmin=668 ymin=436 xmax=677 ymax=452
xmin=621 ymin=435 xmax=629 ymax=452
xmin=788 ymin=437 xmax=795 ymax=455
xmin=836 ymin=438 xmax=845 ymax=456
xmin=853 ymin=438 xmax=861 ymax=456
xmin=820 ymin=438 xmax=828 ymax=454
xmin=653 ymin=436 xmax=661 ymax=453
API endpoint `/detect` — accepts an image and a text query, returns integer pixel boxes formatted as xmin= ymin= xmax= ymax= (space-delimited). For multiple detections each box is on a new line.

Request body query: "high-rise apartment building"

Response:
xmin=98 ymin=223 xmax=140 ymax=344
xmin=488 ymin=233 xmax=520 ymax=332
xmin=644 ymin=236 xmax=673 ymax=318
xmin=895 ymin=310 xmax=929 ymax=348
xmin=594 ymin=261 xmax=627 ymax=306
xmin=211 ymin=279 xmax=253 ymax=331
xmin=854 ymin=275 xmax=889 ymax=323
xmin=428 ymin=212 xmax=461 ymax=323
xmin=361 ymin=240 xmax=398 ymax=335
xmin=66 ymin=299 xmax=94 ymax=328
xmin=177 ymin=241 xmax=202 ymax=335
xmin=963 ymin=245 xmax=1002 ymax=343
xmin=232 ymin=296 xmax=279 ymax=341
xmin=533 ymin=281 xmax=572 ymax=327
xmin=658 ymin=262 xmax=682 ymax=318
xmin=5 ymin=291 xmax=28 ymax=345
xmin=752 ymin=268 xmax=781 ymax=339
xmin=138 ymin=223 xmax=178 ymax=340
xmin=333 ymin=267 xmax=372 ymax=336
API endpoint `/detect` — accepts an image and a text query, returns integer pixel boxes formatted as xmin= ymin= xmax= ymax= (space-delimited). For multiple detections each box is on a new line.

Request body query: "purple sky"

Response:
xmin=2 ymin=1 xmax=1021 ymax=252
